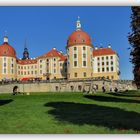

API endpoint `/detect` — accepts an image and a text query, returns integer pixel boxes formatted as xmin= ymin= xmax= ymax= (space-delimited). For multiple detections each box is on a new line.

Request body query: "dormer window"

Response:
xmin=78 ymin=34 xmax=81 ymax=38
xmin=82 ymin=39 xmax=85 ymax=42
xmin=74 ymin=40 xmax=76 ymax=43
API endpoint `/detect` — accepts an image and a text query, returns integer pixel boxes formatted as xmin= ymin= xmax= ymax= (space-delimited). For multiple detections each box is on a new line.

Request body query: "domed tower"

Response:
xmin=0 ymin=36 xmax=17 ymax=80
xmin=66 ymin=17 xmax=93 ymax=80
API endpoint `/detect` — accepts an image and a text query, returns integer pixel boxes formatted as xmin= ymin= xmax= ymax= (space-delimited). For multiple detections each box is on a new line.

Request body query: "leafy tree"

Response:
xmin=128 ymin=6 xmax=140 ymax=89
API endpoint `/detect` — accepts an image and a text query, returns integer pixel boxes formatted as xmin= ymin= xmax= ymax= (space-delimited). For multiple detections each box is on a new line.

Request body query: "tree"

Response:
xmin=128 ymin=6 xmax=140 ymax=89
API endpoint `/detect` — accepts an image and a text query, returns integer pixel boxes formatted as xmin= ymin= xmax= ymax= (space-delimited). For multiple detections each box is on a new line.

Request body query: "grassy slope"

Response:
xmin=0 ymin=91 xmax=140 ymax=134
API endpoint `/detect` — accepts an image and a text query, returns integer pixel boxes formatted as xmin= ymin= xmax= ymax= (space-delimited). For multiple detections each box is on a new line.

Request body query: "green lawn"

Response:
xmin=0 ymin=90 xmax=140 ymax=134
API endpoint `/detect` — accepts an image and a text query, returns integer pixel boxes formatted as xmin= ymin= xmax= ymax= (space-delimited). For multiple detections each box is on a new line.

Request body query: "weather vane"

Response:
xmin=4 ymin=30 xmax=8 ymax=37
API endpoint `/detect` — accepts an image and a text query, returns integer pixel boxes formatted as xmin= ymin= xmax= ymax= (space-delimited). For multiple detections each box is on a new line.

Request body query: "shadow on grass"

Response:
xmin=45 ymin=101 xmax=140 ymax=131
xmin=107 ymin=92 xmax=140 ymax=97
xmin=0 ymin=99 xmax=13 ymax=106
xmin=84 ymin=95 xmax=140 ymax=103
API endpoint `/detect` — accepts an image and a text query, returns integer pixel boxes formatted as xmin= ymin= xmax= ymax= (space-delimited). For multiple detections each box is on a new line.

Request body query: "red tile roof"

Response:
xmin=17 ymin=58 xmax=37 ymax=65
xmin=38 ymin=48 xmax=67 ymax=61
xmin=93 ymin=48 xmax=116 ymax=56
xmin=0 ymin=42 xmax=16 ymax=58
xmin=67 ymin=30 xmax=92 ymax=48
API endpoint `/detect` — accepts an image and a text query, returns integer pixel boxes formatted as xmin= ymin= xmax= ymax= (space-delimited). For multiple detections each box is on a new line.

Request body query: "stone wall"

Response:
xmin=0 ymin=80 xmax=137 ymax=94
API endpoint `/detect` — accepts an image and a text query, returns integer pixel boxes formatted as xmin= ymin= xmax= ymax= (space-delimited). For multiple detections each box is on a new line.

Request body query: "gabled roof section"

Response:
xmin=38 ymin=48 xmax=67 ymax=61
xmin=93 ymin=48 xmax=116 ymax=56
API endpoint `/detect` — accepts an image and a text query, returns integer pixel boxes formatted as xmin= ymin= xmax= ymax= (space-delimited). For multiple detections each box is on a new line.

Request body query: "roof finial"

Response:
xmin=24 ymin=38 xmax=27 ymax=49
xmin=4 ymin=30 xmax=8 ymax=43
xmin=76 ymin=16 xmax=81 ymax=31
xmin=4 ymin=30 xmax=8 ymax=37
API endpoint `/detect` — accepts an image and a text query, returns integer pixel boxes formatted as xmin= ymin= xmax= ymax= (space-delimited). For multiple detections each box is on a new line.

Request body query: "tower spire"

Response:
xmin=22 ymin=39 xmax=29 ymax=60
xmin=76 ymin=16 xmax=81 ymax=31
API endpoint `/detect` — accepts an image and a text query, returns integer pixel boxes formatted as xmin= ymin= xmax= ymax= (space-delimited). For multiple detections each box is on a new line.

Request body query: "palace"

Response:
xmin=0 ymin=18 xmax=120 ymax=81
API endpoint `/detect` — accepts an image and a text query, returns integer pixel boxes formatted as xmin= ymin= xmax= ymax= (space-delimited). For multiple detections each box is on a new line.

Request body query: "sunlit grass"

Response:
xmin=0 ymin=90 xmax=140 ymax=134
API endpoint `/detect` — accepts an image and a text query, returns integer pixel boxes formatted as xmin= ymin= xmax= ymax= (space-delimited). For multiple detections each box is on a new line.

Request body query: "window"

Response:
xmin=21 ymin=66 xmax=23 ymax=69
xmin=54 ymin=58 xmax=56 ymax=61
xmin=110 ymin=56 xmax=113 ymax=59
xmin=67 ymin=49 xmax=69 ymax=54
xmin=106 ymin=62 xmax=109 ymax=65
xmin=11 ymin=69 xmax=14 ymax=74
xmin=74 ymin=40 xmax=76 ymax=43
xmin=98 ymin=63 xmax=100 ymax=66
xmin=106 ymin=56 xmax=108 ymax=60
xmin=102 ymin=68 xmax=105 ymax=72
xmin=98 ymin=68 xmax=100 ymax=72
xmin=82 ymin=39 xmax=85 ymax=42
xmin=102 ymin=57 xmax=104 ymax=60
xmin=83 ymin=53 xmax=86 ymax=58
xmin=97 ymin=57 xmax=100 ymax=61
xmin=35 ymin=71 xmax=37 ymax=74
xmin=40 ymin=65 xmax=42 ymax=68
xmin=24 ymin=66 xmax=26 ymax=70
xmin=11 ymin=64 xmax=14 ymax=67
xmin=28 ymin=66 xmax=29 ymax=69
xmin=24 ymin=71 xmax=26 ymax=75
xmin=18 ymin=66 xmax=20 ymax=69
xmin=28 ymin=71 xmax=30 ymax=75
xmin=31 ymin=66 xmax=33 ymax=69
xmin=74 ymin=61 xmax=77 ymax=67
xmin=60 ymin=63 xmax=62 ymax=67
xmin=54 ymin=63 xmax=56 ymax=67
xmin=111 ymin=67 xmax=114 ymax=71
xmin=74 ymin=73 xmax=77 ymax=77
xmin=40 ymin=60 xmax=42 ymax=63
xmin=4 ymin=68 xmax=6 ymax=74
xmin=54 ymin=69 xmax=56 ymax=73
xmin=4 ymin=63 xmax=6 ymax=67
xmin=31 ymin=71 xmax=33 ymax=74
xmin=47 ymin=59 xmax=49 ymax=62
xmin=111 ymin=76 xmax=114 ymax=79
xmin=107 ymin=76 xmax=109 ymax=79
xmin=18 ymin=71 xmax=20 ymax=75
xmin=102 ymin=62 xmax=104 ymax=65
xmin=107 ymin=67 xmax=109 ymax=72
xmin=74 ymin=47 xmax=77 ymax=50
xmin=83 ymin=72 xmax=86 ymax=77
xmin=40 ymin=70 xmax=42 ymax=74
xmin=111 ymin=61 xmax=113 ymax=65
xmin=83 ymin=46 xmax=86 ymax=50
xmin=83 ymin=61 xmax=86 ymax=67
xmin=74 ymin=54 xmax=77 ymax=58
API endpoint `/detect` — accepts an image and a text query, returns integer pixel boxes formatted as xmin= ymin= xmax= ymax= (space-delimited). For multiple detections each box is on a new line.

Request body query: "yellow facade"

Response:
xmin=0 ymin=18 xmax=120 ymax=81
xmin=0 ymin=56 xmax=17 ymax=80
xmin=67 ymin=45 xmax=93 ymax=80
